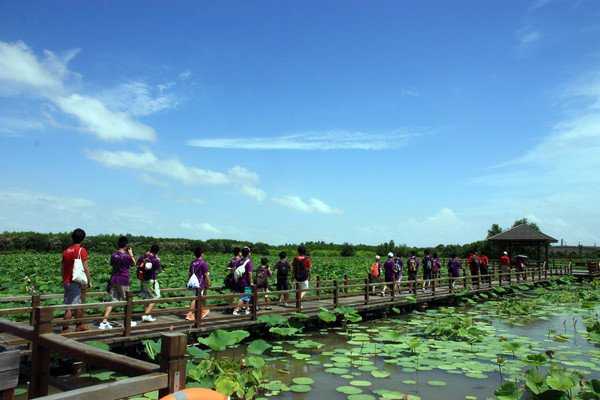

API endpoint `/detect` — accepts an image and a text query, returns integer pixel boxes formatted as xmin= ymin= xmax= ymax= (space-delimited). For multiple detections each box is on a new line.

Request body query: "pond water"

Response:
xmin=223 ymin=281 xmax=600 ymax=400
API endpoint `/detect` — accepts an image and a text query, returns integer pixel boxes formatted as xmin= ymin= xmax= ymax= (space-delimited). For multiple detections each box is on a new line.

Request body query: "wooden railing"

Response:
xmin=0 ymin=262 xmax=575 ymax=334
xmin=0 ymin=309 xmax=186 ymax=400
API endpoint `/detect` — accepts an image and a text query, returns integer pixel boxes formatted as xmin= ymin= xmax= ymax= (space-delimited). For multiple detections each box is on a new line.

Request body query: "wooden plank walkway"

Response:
xmin=0 ymin=266 xmax=557 ymax=349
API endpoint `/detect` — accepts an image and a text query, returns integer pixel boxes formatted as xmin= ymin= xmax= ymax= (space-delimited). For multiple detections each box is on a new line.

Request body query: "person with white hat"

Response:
xmin=369 ymin=255 xmax=382 ymax=295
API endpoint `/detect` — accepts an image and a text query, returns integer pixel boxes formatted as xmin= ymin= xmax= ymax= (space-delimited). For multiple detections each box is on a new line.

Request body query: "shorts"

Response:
xmin=140 ymin=279 xmax=161 ymax=300
xmin=110 ymin=284 xmax=129 ymax=301
xmin=423 ymin=268 xmax=432 ymax=280
xmin=276 ymin=277 xmax=289 ymax=291
xmin=63 ymin=282 xmax=82 ymax=305
xmin=240 ymin=286 xmax=252 ymax=303
xmin=297 ymin=280 xmax=309 ymax=290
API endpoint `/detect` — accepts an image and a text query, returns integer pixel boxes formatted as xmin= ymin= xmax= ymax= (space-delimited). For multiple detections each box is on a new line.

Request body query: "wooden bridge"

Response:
xmin=0 ymin=262 xmax=578 ymax=400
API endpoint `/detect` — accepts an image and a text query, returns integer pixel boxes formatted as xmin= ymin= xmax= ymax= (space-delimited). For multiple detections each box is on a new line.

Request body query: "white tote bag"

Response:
xmin=187 ymin=273 xmax=200 ymax=289
xmin=72 ymin=247 xmax=88 ymax=286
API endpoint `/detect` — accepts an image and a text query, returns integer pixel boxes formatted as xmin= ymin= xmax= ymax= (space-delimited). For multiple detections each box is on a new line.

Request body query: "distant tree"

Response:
xmin=340 ymin=243 xmax=356 ymax=257
xmin=253 ymin=242 xmax=270 ymax=255
xmin=512 ymin=218 xmax=540 ymax=232
xmin=487 ymin=224 xmax=503 ymax=238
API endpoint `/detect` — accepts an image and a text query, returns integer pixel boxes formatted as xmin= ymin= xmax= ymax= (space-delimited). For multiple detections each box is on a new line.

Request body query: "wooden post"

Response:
xmin=333 ymin=280 xmax=339 ymax=308
xmin=316 ymin=276 xmax=321 ymax=299
xmin=194 ymin=290 xmax=203 ymax=328
xmin=343 ymin=274 xmax=349 ymax=295
xmin=295 ymin=282 xmax=302 ymax=312
xmin=545 ymin=264 xmax=548 ymax=280
xmin=29 ymin=307 xmax=53 ymax=399
xmin=251 ymin=285 xmax=258 ymax=321
xmin=123 ymin=291 xmax=133 ymax=337
xmin=158 ymin=333 xmax=187 ymax=398
xmin=30 ymin=293 xmax=40 ymax=326
xmin=364 ymin=278 xmax=369 ymax=305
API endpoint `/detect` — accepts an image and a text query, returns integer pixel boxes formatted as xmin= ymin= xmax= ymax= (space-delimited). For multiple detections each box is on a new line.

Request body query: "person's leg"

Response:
xmin=102 ymin=305 xmax=112 ymax=322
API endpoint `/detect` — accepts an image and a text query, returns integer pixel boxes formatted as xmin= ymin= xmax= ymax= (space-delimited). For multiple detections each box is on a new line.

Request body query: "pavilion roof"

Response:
xmin=487 ymin=224 xmax=558 ymax=243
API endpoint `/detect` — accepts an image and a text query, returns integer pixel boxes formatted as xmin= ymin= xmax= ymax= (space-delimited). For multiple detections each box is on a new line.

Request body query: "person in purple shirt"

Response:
xmin=233 ymin=247 xmax=253 ymax=316
xmin=382 ymin=252 xmax=396 ymax=296
xmin=137 ymin=244 xmax=161 ymax=323
xmin=100 ymin=236 xmax=135 ymax=330
xmin=186 ymin=246 xmax=210 ymax=321
xmin=447 ymin=254 xmax=461 ymax=289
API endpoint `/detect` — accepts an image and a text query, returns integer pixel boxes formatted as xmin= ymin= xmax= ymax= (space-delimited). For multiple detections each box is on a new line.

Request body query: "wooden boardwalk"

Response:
xmin=0 ymin=263 xmax=578 ymax=400
xmin=0 ymin=265 xmax=562 ymax=349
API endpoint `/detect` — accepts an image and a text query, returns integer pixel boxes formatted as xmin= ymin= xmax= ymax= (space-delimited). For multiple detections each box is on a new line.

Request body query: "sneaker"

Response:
xmin=264 ymin=306 xmax=272 ymax=310
xmin=244 ymin=309 xmax=250 ymax=315
xmin=99 ymin=321 xmax=112 ymax=330
xmin=282 ymin=302 xmax=288 ymax=307
xmin=233 ymin=310 xmax=240 ymax=316
xmin=142 ymin=315 xmax=156 ymax=322
xmin=130 ymin=321 xmax=137 ymax=327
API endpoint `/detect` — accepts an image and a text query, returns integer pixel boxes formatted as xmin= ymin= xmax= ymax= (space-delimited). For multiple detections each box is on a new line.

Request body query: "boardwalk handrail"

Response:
xmin=1 ymin=306 xmax=186 ymax=399
xmin=0 ymin=262 xmax=573 ymax=344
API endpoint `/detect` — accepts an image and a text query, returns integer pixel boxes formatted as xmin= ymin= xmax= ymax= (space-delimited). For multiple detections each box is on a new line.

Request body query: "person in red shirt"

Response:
xmin=61 ymin=228 xmax=91 ymax=331
xmin=292 ymin=245 xmax=312 ymax=301
xmin=499 ymin=251 xmax=511 ymax=282
xmin=479 ymin=253 xmax=490 ymax=285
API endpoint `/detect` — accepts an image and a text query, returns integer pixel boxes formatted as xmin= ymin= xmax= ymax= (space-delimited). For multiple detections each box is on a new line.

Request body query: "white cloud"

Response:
xmin=187 ymin=130 xmax=415 ymax=151
xmin=86 ymin=149 xmax=230 ymax=185
xmin=240 ymin=185 xmax=266 ymax=202
xmin=0 ymin=40 xmax=165 ymax=142
xmin=0 ymin=190 xmax=94 ymax=211
xmin=54 ymin=94 xmax=157 ymax=141
xmin=99 ymin=81 xmax=177 ymax=117
xmin=0 ymin=41 xmax=71 ymax=94
xmin=87 ymin=149 xmax=268 ymax=201
xmin=400 ymin=89 xmax=420 ymax=97
xmin=273 ymin=195 xmax=342 ymax=214
xmin=180 ymin=222 xmax=221 ymax=234
xmin=516 ymin=28 xmax=542 ymax=47
xmin=178 ymin=70 xmax=192 ymax=81
xmin=228 ymin=166 xmax=260 ymax=185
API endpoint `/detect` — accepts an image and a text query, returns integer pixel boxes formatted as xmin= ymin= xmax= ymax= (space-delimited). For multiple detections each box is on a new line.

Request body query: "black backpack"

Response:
xmin=276 ymin=260 xmax=290 ymax=276
xmin=293 ymin=257 xmax=309 ymax=281
xmin=223 ymin=272 xmax=236 ymax=290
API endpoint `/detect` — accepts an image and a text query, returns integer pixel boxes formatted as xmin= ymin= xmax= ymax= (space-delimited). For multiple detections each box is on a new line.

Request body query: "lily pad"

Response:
xmin=292 ymin=377 xmax=314 ymax=385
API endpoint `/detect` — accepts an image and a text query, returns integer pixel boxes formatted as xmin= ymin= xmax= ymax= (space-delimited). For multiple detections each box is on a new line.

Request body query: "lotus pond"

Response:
xmin=77 ymin=278 xmax=600 ymax=400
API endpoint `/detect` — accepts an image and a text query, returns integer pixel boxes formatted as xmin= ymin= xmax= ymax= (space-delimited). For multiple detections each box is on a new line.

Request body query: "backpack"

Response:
xmin=370 ymin=263 xmax=380 ymax=278
xmin=224 ymin=272 xmax=236 ymax=290
xmin=276 ymin=260 xmax=290 ymax=276
xmin=425 ymin=257 xmax=433 ymax=270
xmin=294 ymin=257 xmax=309 ymax=282
xmin=393 ymin=261 xmax=402 ymax=274
xmin=408 ymin=258 xmax=417 ymax=272
xmin=256 ymin=267 xmax=269 ymax=287
xmin=470 ymin=256 xmax=480 ymax=269
xmin=136 ymin=256 xmax=152 ymax=280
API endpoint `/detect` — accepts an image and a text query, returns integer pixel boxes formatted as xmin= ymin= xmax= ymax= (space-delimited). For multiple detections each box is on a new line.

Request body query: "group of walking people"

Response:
xmin=60 ymin=227 xmax=530 ymax=331
xmin=60 ymin=228 xmax=313 ymax=331
xmin=367 ymin=250 xmax=524 ymax=294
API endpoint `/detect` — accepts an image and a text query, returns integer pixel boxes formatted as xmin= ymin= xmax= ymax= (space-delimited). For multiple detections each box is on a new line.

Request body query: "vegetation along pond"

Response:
xmin=74 ymin=277 xmax=600 ymax=400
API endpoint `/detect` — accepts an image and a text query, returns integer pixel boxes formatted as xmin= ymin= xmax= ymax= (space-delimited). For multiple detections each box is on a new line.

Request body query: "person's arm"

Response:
xmin=83 ymin=249 xmax=91 ymax=288
xmin=204 ymin=270 xmax=211 ymax=288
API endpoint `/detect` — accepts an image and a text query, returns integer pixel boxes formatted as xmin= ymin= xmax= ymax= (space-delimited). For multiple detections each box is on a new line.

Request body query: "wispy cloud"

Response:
xmin=0 ymin=115 xmax=45 ymax=136
xmin=529 ymin=0 xmax=553 ymax=11
xmin=273 ymin=195 xmax=342 ymax=214
xmin=98 ymin=81 xmax=178 ymax=117
xmin=86 ymin=149 xmax=267 ymax=201
xmin=400 ymin=89 xmax=420 ymax=97
xmin=180 ymin=221 xmax=221 ymax=234
xmin=187 ymin=130 xmax=416 ymax=151
xmin=516 ymin=27 xmax=542 ymax=47
xmin=0 ymin=40 xmax=174 ymax=142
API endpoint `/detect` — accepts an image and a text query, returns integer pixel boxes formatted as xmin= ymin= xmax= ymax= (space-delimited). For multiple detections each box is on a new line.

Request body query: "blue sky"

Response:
xmin=1 ymin=1 xmax=599 ymax=246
